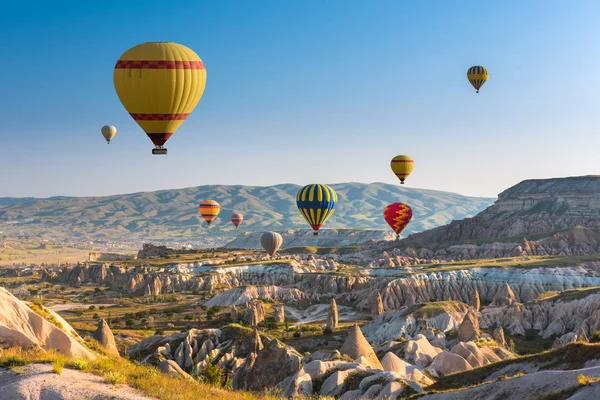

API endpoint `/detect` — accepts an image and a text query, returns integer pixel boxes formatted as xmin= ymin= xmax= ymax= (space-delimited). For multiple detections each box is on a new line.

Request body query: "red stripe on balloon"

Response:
xmin=115 ymin=60 xmax=205 ymax=69
xmin=131 ymin=113 xmax=189 ymax=121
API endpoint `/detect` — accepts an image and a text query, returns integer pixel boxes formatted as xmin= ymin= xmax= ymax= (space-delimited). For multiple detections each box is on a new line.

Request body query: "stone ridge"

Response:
xmin=401 ymin=176 xmax=600 ymax=245
xmin=499 ymin=176 xmax=600 ymax=199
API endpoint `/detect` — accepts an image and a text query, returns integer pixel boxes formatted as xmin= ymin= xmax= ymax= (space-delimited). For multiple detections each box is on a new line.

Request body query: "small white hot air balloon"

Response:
xmin=101 ymin=125 xmax=117 ymax=144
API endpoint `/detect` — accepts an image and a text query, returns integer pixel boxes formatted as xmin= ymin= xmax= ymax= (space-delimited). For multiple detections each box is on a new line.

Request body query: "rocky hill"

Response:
xmin=403 ymin=176 xmax=600 ymax=246
xmin=0 ymin=183 xmax=492 ymax=244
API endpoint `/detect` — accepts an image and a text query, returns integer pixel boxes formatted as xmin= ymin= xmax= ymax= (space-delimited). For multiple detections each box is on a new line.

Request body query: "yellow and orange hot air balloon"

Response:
xmin=390 ymin=155 xmax=414 ymax=184
xmin=199 ymin=200 xmax=220 ymax=226
xmin=383 ymin=202 xmax=413 ymax=238
xmin=113 ymin=42 xmax=207 ymax=155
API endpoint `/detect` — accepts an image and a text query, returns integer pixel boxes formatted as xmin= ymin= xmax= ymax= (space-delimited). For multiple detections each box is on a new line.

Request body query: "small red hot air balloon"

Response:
xmin=231 ymin=213 xmax=244 ymax=228
xmin=383 ymin=203 xmax=413 ymax=238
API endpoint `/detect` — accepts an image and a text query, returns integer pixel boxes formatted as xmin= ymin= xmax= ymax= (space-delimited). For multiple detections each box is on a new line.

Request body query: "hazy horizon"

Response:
xmin=2 ymin=0 xmax=599 ymax=198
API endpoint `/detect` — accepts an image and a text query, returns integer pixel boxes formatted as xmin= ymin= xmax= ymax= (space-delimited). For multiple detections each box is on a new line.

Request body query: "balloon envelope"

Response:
xmin=390 ymin=155 xmax=414 ymax=184
xmin=199 ymin=200 xmax=220 ymax=225
xmin=101 ymin=125 xmax=117 ymax=143
xmin=383 ymin=203 xmax=413 ymax=237
xmin=231 ymin=213 xmax=244 ymax=228
xmin=296 ymin=184 xmax=338 ymax=235
xmin=261 ymin=231 xmax=283 ymax=256
xmin=113 ymin=42 xmax=207 ymax=151
xmin=467 ymin=66 xmax=488 ymax=92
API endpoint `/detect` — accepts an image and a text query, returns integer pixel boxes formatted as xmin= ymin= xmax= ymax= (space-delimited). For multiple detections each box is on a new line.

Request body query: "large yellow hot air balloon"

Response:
xmin=101 ymin=125 xmax=117 ymax=144
xmin=390 ymin=155 xmax=414 ymax=184
xmin=467 ymin=66 xmax=488 ymax=93
xmin=113 ymin=42 xmax=207 ymax=155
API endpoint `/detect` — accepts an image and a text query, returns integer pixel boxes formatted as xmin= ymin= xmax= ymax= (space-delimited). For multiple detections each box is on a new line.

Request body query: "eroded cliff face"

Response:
xmin=50 ymin=261 xmax=600 ymax=315
xmin=402 ymin=176 xmax=600 ymax=246
xmin=50 ymin=262 xmax=387 ymax=303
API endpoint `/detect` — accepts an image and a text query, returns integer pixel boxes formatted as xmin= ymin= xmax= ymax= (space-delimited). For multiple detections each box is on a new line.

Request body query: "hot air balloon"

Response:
xmin=113 ymin=42 xmax=207 ymax=155
xmin=467 ymin=66 xmax=488 ymax=93
xmin=231 ymin=213 xmax=244 ymax=228
xmin=383 ymin=203 xmax=413 ymax=238
xmin=261 ymin=231 xmax=283 ymax=256
xmin=390 ymin=155 xmax=414 ymax=184
xmin=101 ymin=125 xmax=117 ymax=144
xmin=296 ymin=184 xmax=338 ymax=236
xmin=199 ymin=200 xmax=220 ymax=225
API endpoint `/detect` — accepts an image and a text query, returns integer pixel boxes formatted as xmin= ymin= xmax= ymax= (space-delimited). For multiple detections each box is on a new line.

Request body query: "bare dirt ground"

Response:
xmin=0 ymin=364 xmax=153 ymax=400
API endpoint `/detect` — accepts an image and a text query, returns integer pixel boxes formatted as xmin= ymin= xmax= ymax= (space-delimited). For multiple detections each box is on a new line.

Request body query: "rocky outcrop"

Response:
xmin=493 ymin=326 xmax=507 ymax=348
xmin=339 ymin=325 xmax=383 ymax=369
xmin=404 ymin=335 xmax=443 ymax=366
xmin=578 ymin=327 xmax=589 ymax=342
xmin=327 ymin=299 xmax=339 ymax=331
xmin=274 ymin=306 xmax=285 ymax=323
xmin=128 ymin=325 xmax=301 ymax=392
xmin=158 ymin=360 xmax=191 ymax=379
xmin=427 ymin=351 xmax=473 ymax=377
xmin=243 ymin=301 xmax=265 ymax=327
xmin=0 ymin=287 xmax=95 ymax=359
xmin=380 ymin=352 xmax=432 ymax=384
xmin=235 ymin=332 xmax=302 ymax=391
xmin=371 ymin=292 xmax=384 ymax=319
xmin=205 ymin=285 xmax=306 ymax=307
xmin=92 ymin=319 xmax=119 ymax=357
xmin=251 ymin=328 xmax=263 ymax=353
xmin=492 ymin=283 xmax=517 ymax=307
xmin=457 ymin=310 xmax=480 ymax=342
xmin=473 ymin=289 xmax=481 ymax=311
xmin=362 ymin=302 xmax=469 ymax=344
xmin=480 ymin=291 xmax=600 ymax=339
xmin=230 ymin=306 xmax=238 ymax=321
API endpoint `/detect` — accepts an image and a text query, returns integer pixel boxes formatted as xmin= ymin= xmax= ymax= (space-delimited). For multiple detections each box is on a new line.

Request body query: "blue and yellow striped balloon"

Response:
xmin=296 ymin=184 xmax=338 ymax=235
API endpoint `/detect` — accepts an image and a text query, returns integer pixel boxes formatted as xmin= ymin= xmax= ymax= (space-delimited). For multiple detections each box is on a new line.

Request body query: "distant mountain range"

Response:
xmin=0 ymin=183 xmax=493 ymax=243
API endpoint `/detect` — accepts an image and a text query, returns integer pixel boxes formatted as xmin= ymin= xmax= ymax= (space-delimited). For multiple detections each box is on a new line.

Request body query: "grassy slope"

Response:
xmin=0 ymin=182 xmax=493 ymax=241
xmin=0 ymin=346 xmax=271 ymax=400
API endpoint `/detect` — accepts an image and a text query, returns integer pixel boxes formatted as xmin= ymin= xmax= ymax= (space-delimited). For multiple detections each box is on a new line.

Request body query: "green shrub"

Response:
xmin=69 ymin=359 xmax=89 ymax=371
xmin=52 ymin=357 xmax=65 ymax=374
xmin=591 ymin=331 xmax=600 ymax=343
xmin=199 ymin=363 xmax=223 ymax=387
xmin=105 ymin=371 xmax=126 ymax=384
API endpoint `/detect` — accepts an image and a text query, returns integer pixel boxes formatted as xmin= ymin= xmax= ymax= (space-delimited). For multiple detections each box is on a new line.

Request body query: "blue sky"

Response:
xmin=1 ymin=0 xmax=599 ymax=198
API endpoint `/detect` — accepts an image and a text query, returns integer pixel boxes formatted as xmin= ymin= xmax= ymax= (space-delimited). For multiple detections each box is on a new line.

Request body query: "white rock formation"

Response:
xmin=0 ymin=287 xmax=95 ymax=359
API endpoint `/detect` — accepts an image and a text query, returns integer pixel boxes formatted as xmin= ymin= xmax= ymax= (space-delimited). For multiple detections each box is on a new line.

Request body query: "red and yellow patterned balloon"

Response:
xmin=383 ymin=203 xmax=413 ymax=237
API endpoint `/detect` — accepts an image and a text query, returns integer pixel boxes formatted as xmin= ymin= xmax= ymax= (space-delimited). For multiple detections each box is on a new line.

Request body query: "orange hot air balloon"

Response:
xmin=199 ymin=200 xmax=220 ymax=225
xmin=383 ymin=203 xmax=413 ymax=238
xmin=113 ymin=42 xmax=207 ymax=155
xmin=231 ymin=213 xmax=244 ymax=228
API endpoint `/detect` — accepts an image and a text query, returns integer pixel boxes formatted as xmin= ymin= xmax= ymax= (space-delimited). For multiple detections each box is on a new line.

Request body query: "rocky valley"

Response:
xmin=4 ymin=176 xmax=600 ymax=399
